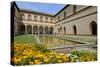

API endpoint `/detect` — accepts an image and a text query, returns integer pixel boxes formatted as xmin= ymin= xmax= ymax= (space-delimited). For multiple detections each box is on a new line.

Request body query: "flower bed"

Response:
xmin=11 ymin=43 xmax=97 ymax=66
xmin=69 ymin=50 xmax=97 ymax=62
xmin=11 ymin=43 xmax=69 ymax=65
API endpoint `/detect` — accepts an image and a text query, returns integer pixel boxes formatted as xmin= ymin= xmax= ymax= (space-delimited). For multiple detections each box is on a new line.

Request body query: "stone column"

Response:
xmin=38 ymin=25 xmax=40 ymax=37
xmin=43 ymin=26 xmax=45 ymax=35
xmin=52 ymin=26 xmax=54 ymax=35
xmin=25 ymin=24 xmax=27 ymax=34
xmin=43 ymin=26 xmax=45 ymax=43
xmin=32 ymin=25 xmax=33 ymax=35
xmin=48 ymin=26 xmax=50 ymax=35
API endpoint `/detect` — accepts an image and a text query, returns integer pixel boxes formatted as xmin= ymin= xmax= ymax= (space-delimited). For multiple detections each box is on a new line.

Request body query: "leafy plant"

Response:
xmin=69 ymin=50 xmax=97 ymax=62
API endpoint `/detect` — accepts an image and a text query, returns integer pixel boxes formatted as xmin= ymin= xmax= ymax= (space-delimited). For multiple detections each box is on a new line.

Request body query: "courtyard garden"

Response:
xmin=11 ymin=34 xmax=97 ymax=66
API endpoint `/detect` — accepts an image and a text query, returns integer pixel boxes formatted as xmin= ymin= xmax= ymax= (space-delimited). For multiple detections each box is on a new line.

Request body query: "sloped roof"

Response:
xmin=20 ymin=8 xmax=54 ymax=16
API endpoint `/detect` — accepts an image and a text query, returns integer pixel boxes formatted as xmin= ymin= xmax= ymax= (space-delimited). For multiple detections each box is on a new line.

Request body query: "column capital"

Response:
xmin=24 ymin=24 xmax=27 ymax=26
xmin=31 ymin=25 xmax=34 ymax=27
xmin=37 ymin=25 xmax=40 ymax=27
xmin=43 ymin=25 xmax=45 ymax=28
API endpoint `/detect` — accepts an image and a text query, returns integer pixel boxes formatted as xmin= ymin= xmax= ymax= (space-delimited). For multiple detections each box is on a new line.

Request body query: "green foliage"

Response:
xmin=69 ymin=50 xmax=97 ymax=62
xmin=18 ymin=56 xmax=35 ymax=65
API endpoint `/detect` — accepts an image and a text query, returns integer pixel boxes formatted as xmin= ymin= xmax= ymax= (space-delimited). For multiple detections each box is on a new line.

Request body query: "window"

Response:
xmin=34 ymin=15 xmax=37 ymax=21
xmin=90 ymin=21 xmax=97 ymax=35
xmin=45 ymin=17 xmax=48 ymax=22
xmin=51 ymin=18 xmax=53 ymax=23
xmin=21 ymin=14 xmax=25 ymax=19
xmin=73 ymin=5 xmax=76 ymax=13
xmin=64 ymin=12 xmax=66 ymax=18
xmin=73 ymin=25 xmax=77 ymax=35
xmin=64 ymin=27 xmax=66 ymax=34
xmin=58 ymin=16 xmax=60 ymax=20
xmin=28 ymin=15 xmax=32 ymax=20
xmin=40 ymin=16 xmax=43 ymax=22
xmin=60 ymin=27 xmax=62 ymax=31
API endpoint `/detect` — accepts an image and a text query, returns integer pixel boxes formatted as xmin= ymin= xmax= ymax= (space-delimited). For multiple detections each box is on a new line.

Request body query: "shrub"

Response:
xmin=69 ymin=50 xmax=97 ymax=62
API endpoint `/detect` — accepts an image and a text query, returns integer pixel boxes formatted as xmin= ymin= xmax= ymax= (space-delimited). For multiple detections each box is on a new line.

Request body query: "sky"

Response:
xmin=16 ymin=1 xmax=66 ymax=15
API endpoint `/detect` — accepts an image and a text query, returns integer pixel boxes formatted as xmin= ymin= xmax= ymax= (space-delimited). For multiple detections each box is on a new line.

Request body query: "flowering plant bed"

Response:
xmin=11 ymin=43 xmax=70 ymax=65
xmin=11 ymin=43 xmax=97 ymax=66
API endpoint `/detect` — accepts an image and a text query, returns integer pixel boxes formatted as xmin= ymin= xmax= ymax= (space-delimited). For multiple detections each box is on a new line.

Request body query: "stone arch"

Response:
xmin=60 ymin=27 xmax=62 ymax=34
xmin=64 ymin=27 xmax=66 ymax=34
xmin=90 ymin=21 xmax=97 ymax=35
xmin=58 ymin=28 xmax=60 ymax=34
xmin=39 ymin=26 xmax=43 ymax=34
xmin=27 ymin=25 xmax=32 ymax=34
xmin=50 ymin=27 xmax=53 ymax=34
xmin=33 ymin=26 xmax=38 ymax=34
xmin=45 ymin=26 xmax=49 ymax=34
xmin=73 ymin=25 xmax=77 ymax=35
xmin=19 ymin=23 xmax=25 ymax=34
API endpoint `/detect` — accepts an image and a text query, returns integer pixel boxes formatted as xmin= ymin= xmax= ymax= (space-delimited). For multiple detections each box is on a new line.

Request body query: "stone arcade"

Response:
xmin=11 ymin=2 xmax=97 ymax=36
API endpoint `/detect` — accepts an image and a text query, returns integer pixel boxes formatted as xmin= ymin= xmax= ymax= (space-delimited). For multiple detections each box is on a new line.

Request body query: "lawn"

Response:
xmin=14 ymin=34 xmax=37 ymax=44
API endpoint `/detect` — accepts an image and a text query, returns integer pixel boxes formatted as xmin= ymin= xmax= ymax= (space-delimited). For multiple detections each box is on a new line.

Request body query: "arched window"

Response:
xmin=34 ymin=15 xmax=37 ymax=21
xmin=58 ymin=16 xmax=60 ymax=20
xmin=40 ymin=16 xmax=43 ymax=22
xmin=73 ymin=5 xmax=76 ymax=13
xmin=39 ymin=26 xmax=43 ymax=34
xmin=45 ymin=26 xmax=49 ymax=34
xmin=19 ymin=23 xmax=25 ymax=34
xmin=51 ymin=18 xmax=53 ymax=23
xmin=64 ymin=27 xmax=66 ymax=34
xmin=58 ymin=28 xmax=60 ymax=34
xmin=28 ymin=15 xmax=32 ymax=20
xmin=33 ymin=26 xmax=38 ymax=34
xmin=64 ymin=12 xmax=66 ymax=18
xmin=50 ymin=27 xmax=53 ymax=34
xmin=60 ymin=27 xmax=62 ymax=31
xmin=73 ymin=25 xmax=77 ymax=35
xmin=90 ymin=21 xmax=97 ymax=35
xmin=21 ymin=14 xmax=25 ymax=19
xmin=45 ymin=17 xmax=48 ymax=22
xmin=27 ymin=25 xmax=32 ymax=34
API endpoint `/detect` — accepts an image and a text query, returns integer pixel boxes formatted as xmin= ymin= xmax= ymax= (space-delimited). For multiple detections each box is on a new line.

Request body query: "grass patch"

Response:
xmin=14 ymin=34 xmax=47 ymax=51
xmin=14 ymin=34 xmax=37 ymax=44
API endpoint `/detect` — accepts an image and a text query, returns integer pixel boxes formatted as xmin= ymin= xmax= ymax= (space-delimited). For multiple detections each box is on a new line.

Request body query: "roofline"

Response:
xmin=12 ymin=1 xmax=69 ymax=17
xmin=54 ymin=5 xmax=70 ymax=17
xmin=11 ymin=1 xmax=20 ymax=11
xmin=20 ymin=8 xmax=54 ymax=17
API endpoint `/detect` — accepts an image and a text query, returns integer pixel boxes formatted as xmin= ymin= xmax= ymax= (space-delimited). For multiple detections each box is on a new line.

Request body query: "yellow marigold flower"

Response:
xmin=23 ymin=55 xmax=28 ymax=59
xmin=44 ymin=57 xmax=50 ymax=63
xmin=37 ymin=54 xmax=43 ymax=58
xmin=58 ymin=60 xmax=62 ymax=63
xmin=13 ymin=56 xmax=22 ymax=64
xmin=34 ymin=59 xmax=41 ymax=64
xmin=56 ymin=55 xmax=61 ymax=59
xmin=29 ymin=61 xmax=34 ymax=64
